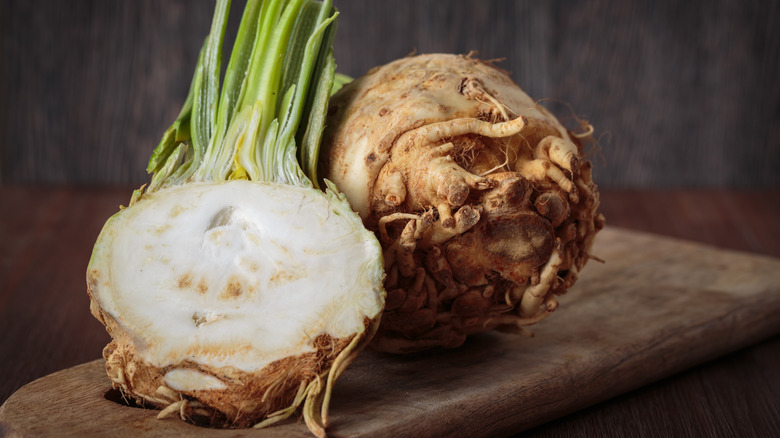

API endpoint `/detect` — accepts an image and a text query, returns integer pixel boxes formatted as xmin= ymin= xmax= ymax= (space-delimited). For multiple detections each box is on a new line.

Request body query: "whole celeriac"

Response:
xmin=321 ymin=53 xmax=604 ymax=353
xmin=86 ymin=1 xmax=384 ymax=436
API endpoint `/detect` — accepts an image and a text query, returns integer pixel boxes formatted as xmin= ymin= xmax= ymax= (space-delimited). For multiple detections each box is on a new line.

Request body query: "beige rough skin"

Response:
xmin=321 ymin=53 xmax=605 ymax=353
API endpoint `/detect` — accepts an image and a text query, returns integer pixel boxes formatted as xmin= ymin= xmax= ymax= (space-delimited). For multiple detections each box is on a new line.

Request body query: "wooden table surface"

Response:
xmin=1 ymin=187 xmax=779 ymax=437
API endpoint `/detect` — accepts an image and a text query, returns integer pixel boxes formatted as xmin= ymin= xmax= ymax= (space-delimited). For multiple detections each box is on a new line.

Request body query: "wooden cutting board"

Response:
xmin=2 ymin=227 xmax=780 ymax=437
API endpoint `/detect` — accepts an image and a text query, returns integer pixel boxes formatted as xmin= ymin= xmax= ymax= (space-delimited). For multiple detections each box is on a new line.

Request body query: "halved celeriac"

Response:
xmin=88 ymin=180 xmax=384 ymax=432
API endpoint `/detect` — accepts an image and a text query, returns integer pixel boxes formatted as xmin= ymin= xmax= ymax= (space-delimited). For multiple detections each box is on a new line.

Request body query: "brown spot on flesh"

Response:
xmin=176 ymin=273 xmax=193 ymax=289
xmin=87 ymin=269 xmax=99 ymax=290
xmin=196 ymin=279 xmax=209 ymax=295
xmin=169 ymin=204 xmax=185 ymax=218
xmin=378 ymin=107 xmax=390 ymax=117
xmin=269 ymin=269 xmax=302 ymax=287
xmin=219 ymin=277 xmax=243 ymax=300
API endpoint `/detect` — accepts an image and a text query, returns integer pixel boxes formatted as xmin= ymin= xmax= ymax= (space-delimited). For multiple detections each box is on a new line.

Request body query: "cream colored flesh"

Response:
xmin=89 ymin=180 xmax=384 ymax=378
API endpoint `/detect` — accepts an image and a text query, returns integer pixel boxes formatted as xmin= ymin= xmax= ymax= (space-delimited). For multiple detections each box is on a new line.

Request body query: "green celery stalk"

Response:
xmin=146 ymin=0 xmax=337 ymax=194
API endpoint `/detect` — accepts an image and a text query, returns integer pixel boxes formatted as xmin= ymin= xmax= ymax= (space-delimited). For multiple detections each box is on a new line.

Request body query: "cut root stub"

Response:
xmin=321 ymin=53 xmax=603 ymax=353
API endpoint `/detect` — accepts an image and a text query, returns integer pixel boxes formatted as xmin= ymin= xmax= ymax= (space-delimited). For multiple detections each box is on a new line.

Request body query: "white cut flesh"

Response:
xmin=88 ymin=180 xmax=384 ymax=386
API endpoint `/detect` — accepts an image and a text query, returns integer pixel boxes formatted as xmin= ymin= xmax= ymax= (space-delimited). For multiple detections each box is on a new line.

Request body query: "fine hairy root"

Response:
xmin=322 ymin=53 xmax=604 ymax=353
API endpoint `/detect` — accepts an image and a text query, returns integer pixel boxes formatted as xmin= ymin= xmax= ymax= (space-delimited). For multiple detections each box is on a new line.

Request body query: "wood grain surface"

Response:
xmin=1 ymin=0 xmax=779 ymax=187
xmin=1 ymin=188 xmax=780 ymax=437
xmin=2 ymin=226 xmax=780 ymax=437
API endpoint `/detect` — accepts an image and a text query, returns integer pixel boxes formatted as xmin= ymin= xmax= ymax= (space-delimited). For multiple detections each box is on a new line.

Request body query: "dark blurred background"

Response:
xmin=1 ymin=0 xmax=778 ymax=188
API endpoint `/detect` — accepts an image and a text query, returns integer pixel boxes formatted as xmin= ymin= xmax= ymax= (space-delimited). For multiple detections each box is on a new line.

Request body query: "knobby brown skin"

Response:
xmin=321 ymin=53 xmax=605 ymax=353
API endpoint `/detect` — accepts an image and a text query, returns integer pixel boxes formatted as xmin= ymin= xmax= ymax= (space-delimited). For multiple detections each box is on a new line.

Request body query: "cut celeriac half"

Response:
xmin=86 ymin=0 xmax=384 ymax=436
